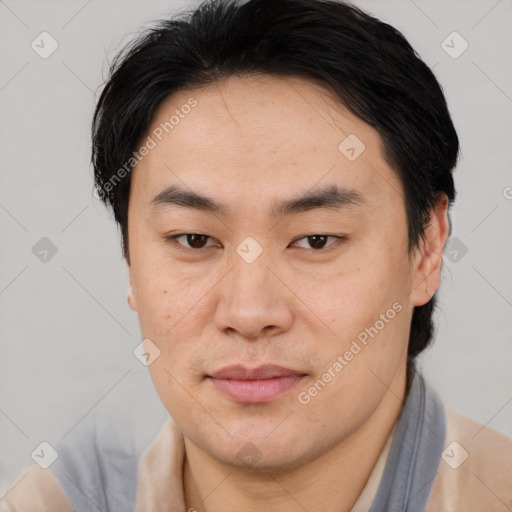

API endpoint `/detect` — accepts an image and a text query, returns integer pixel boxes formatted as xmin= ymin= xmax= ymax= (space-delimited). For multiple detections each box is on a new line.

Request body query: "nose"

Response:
xmin=213 ymin=249 xmax=294 ymax=341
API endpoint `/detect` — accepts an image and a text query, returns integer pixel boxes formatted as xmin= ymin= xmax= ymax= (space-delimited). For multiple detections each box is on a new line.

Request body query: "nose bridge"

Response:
xmin=229 ymin=245 xmax=275 ymax=307
xmin=214 ymin=243 xmax=293 ymax=338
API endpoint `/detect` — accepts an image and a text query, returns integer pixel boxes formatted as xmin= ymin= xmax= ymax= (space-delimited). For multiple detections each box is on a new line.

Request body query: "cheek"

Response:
xmin=132 ymin=269 xmax=216 ymax=383
xmin=301 ymin=252 xmax=397 ymax=330
xmin=146 ymin=361 xmax=194 ymax=432
xmin=304 ymin=241 xmax=411 ymax=370
xmin=131 ymin=258 xmax=196 ymax=336
xmin=133 ymin=281 xmax=173 ymax=338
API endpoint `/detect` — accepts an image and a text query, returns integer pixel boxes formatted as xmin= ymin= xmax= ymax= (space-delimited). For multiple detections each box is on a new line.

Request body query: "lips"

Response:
xmin=210 ymin=364 xmax=306 ymax=380
xmin=208 ymin=364 xmax=307 ymax=403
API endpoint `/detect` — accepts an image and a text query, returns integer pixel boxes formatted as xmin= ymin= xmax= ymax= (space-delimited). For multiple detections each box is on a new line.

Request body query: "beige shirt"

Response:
xmin=1 ymin=407 xmax=511 ymax=511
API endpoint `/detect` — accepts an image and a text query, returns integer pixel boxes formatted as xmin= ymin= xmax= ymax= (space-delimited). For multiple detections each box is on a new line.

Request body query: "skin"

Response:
xmin=126 ymin=74 xmax=450 ymax=511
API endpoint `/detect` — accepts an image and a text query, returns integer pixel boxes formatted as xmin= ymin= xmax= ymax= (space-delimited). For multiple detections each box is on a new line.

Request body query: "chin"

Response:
xmin=221 ymin=448 xmax=309 ymax=474
xmin=200 ymin=432 xmax=320 ymax=475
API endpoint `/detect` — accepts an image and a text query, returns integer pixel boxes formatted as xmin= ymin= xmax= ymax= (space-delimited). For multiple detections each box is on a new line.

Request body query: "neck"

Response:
xmin=184 ymin=368 xmax=406 ymax=512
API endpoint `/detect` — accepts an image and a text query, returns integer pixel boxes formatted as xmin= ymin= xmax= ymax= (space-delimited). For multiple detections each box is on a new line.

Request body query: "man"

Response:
xmin=2 ymin=0 xmax=510 ymax=510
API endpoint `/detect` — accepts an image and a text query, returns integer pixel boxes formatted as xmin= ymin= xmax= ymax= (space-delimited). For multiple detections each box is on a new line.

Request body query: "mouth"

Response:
xmin=207 ymin=364 xmax=308 ymax=403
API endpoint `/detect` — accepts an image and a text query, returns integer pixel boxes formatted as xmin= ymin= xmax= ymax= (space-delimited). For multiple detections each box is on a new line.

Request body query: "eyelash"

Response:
xmin=165 ymin=233 xmax=347 ymax=253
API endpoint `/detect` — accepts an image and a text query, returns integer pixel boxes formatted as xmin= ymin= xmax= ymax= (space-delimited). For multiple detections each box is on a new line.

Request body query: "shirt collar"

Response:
xmin=369 ymin=367 xmax=447 ymax=512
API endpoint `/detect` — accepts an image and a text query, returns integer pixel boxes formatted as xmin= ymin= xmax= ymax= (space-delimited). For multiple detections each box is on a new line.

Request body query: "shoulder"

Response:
xmin=1 ymin=412 xmax=144 ymax=511
xmin=427 ymin=407 xmax=512 ymax=512
xmin=0 ymin=465 xmax=72 ymax=512
xmin=134 ymin=417 xmax=186 ymax=510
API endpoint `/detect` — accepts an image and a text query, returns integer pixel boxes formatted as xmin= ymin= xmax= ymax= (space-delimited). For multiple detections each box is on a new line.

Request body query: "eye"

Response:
xmin=165 ymin=233 xmax=346 ymax=252
xmin=166 ymin=233 xmax=218 ymax=250
xmin=291 ymin=235 xmax=345 ymax=251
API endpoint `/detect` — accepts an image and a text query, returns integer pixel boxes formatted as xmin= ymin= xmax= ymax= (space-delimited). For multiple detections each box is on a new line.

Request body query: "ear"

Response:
xmin=127 ymin=269 xmax=138 ymax=311
xmin=410 ymin=193 xmax=450 ymax=308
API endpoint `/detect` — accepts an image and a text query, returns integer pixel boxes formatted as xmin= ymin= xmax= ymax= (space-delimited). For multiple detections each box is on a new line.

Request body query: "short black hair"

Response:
xmin=91 ymin=0 xmax=459 ymax=366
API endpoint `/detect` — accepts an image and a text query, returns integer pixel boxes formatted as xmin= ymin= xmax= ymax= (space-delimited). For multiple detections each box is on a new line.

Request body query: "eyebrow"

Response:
xmin=150 ymin=183 xmax=367 ymax=218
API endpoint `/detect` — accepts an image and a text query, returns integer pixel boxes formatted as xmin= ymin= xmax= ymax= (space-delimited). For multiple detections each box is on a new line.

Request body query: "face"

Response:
xmin=127 ymin=74 xmax=437 ymax=471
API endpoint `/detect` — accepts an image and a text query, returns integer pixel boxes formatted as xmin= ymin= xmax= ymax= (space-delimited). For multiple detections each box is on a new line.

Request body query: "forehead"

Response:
xmin=131 ymin=74 xmax=403 ymax=213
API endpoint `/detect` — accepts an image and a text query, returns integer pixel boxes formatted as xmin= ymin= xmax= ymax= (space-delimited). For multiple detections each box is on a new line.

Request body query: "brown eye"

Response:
xmin=307 ymin=235 xmax=328 ymax=249
xmin=167 ymin=233 xmax=217 ymax=250
xmin=292 ymin=235 xmax=341 ymax=250
xmin=184 ymin=234 xmax=209 ymax=249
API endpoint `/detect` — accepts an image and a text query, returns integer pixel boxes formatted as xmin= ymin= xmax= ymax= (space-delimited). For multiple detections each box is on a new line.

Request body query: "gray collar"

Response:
xmin=370 ymin=369 xmax=446 ymax=512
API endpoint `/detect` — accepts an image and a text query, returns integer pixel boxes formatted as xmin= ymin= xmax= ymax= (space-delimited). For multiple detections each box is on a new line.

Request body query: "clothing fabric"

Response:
xmin=1 ymin=370 xmax=511 ymax=511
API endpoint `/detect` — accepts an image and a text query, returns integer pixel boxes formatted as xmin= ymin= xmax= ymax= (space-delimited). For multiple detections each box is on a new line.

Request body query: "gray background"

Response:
xmin=1 ymin=0 xmax=511 ymax=493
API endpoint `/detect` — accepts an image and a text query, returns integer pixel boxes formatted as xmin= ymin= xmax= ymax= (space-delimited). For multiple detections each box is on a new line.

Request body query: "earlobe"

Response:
xmin=410 ymin=193 xmax=450 ymax=307
xmin=127 ymin=281 xmax=138 ymax=311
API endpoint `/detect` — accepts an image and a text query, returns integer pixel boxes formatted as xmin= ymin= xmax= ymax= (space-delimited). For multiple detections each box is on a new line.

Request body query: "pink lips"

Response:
xmin=208 ymin=364 xmax=307 ymax=403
